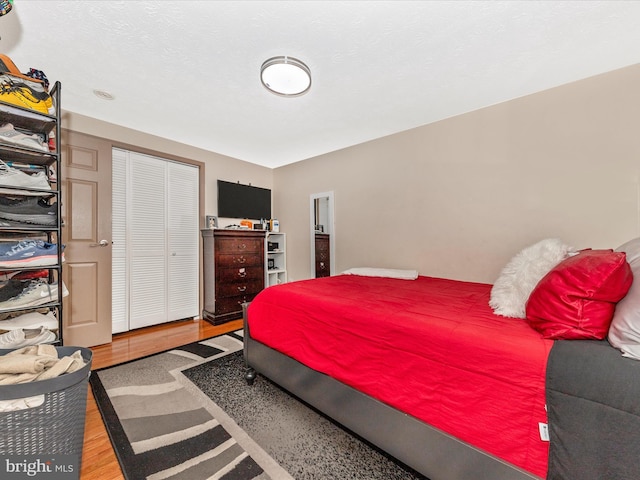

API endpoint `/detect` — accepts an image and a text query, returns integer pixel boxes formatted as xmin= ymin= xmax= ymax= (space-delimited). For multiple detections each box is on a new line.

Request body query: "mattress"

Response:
xmin=248 ymin=275 xmax=554 ymax=477
xmin=546 ymin=339 xmax=640 ymax=480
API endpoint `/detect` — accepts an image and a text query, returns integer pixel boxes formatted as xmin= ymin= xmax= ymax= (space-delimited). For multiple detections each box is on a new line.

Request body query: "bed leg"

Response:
xmin=245 ymin=367 xmax=256 ymax=385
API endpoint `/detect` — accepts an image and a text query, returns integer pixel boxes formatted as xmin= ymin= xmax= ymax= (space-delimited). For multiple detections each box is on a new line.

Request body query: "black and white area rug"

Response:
xmin=90 ymin=331 xmax=428 ymax=480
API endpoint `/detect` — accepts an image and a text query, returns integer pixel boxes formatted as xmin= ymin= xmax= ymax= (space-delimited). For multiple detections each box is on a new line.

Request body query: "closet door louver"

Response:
xmin=129 ymin=151 xmax=168 ymax=329
xmin=167 ymin=160 xmax=199 ymax=321
xmin=111 ymin=148 xmax=199 ymax=332
xmin=111 ymin=148 xmax=128 ymax=333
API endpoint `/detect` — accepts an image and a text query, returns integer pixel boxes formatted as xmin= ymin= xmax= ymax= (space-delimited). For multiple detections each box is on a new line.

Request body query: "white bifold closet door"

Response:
xmin=112 ymin=148 xmax=199 ymax=333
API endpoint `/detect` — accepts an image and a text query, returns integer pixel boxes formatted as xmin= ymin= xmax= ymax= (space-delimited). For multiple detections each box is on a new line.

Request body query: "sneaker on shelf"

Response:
xmin=0 ymin=279 xmax=68 ymax=311
xmin=0 ymin=269 xmax=16 ymax=281
xmin=0 ymin=196 xmax=57 ymax=226
xmin=0 ymin=123 xmax=48 ymax=152
xmin=0 ymin=239 xmax=64 ymax=267
xmin=0 ymin=311 xmax=57 ymax=331
xmin=0 ymin=326 xmax=56 ymax=349
xmin=10 ymin=269 xmax=51 ymax=281
xmin=0 ymin=75 xmax=55 ymax=116
xmin=0 ymin=278 xmax=30 ymax=302
xmin=0 ymin=160 xmax=51 ymax=195
xmin=0 ymin=270 xmax=21 ymax=287
xmin=0 ymin=306 xmax=49 ymax=321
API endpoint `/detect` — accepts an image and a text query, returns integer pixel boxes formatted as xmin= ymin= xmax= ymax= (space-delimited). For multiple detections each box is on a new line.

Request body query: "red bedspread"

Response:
xmin=248 ymin=275 xmax=553 ymax=478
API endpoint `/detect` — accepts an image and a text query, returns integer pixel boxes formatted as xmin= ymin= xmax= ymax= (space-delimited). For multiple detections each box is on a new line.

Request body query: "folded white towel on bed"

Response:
xmin=341 ymin=267 xmax=419 ymax=280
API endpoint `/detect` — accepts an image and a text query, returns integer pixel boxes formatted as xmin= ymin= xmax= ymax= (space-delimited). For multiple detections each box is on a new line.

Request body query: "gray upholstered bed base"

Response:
xmin=243 ymin=307 xmax=542 ymax=480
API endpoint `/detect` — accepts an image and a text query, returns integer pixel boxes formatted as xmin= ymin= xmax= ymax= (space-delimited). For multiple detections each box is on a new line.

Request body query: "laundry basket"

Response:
xmin=0 ymin=346 xmax=92 ymax=476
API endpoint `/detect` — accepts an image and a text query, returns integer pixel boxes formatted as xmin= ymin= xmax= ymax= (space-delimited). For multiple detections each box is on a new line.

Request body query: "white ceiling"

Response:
xmin=1 ymin=1 xmax=640 ymax=168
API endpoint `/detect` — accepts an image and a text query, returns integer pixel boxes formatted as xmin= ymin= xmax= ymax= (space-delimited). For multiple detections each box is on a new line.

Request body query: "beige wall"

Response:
xmin=61 ymin=112 xmax=273 ymax=221
xmin=274 ymin=64 xmax=640 ymax=283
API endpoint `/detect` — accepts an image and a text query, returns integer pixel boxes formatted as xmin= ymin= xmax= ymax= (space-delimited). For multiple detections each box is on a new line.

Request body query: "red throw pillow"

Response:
xmin=525 ymin=249 xmax=632 ymax=339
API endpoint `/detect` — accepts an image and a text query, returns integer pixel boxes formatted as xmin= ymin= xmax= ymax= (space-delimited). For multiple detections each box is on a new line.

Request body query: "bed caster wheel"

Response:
xmin=245 ymin=368 xmax=256 ymax=385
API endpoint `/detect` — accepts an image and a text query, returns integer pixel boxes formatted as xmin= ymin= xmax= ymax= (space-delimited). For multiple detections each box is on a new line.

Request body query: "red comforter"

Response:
xmin=248 ymin=275 xmax=553 ymax=478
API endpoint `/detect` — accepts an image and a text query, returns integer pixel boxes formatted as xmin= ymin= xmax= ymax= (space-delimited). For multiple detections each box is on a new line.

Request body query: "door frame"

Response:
xmin=62 ymin=129 xmax=206 ymax=345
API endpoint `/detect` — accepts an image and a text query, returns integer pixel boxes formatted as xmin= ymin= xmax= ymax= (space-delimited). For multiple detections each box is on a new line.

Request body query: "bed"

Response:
xmin=243 ymin=242 xmax=640 ymax=480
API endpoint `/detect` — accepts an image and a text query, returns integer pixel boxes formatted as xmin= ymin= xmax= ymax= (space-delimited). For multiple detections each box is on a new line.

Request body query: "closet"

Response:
xmin=111 ymin=148 xmax=199 ymax=333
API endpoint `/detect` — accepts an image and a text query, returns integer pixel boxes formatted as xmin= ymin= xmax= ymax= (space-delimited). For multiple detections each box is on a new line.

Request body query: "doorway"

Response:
xmin=309 ymin=191 xmax=336 ymax=277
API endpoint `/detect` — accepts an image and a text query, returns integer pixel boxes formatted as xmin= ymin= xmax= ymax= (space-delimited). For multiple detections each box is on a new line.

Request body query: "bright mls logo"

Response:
xmin=2 ymin=456 xmax=78 ymax=479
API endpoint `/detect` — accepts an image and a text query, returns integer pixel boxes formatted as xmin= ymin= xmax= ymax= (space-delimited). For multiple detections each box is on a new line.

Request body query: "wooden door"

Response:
xmin=61 ymin=130 xmax=112 ymax=347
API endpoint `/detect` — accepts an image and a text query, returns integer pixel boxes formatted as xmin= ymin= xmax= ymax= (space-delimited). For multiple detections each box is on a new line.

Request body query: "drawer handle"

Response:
xmin=235 ymin=256 xmax=247 ymax=264
xmin=238 ymin=243 xmax=247 ymax=250
xmin=237 ymin=286 xmax=247 ymax=292
xmin=238 ymin=271 xmax=247 ymax=278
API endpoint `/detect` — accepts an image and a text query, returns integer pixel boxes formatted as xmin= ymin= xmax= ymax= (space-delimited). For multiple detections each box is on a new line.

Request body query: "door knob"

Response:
xmin=90 ymin=239 xmax=110 ymax=247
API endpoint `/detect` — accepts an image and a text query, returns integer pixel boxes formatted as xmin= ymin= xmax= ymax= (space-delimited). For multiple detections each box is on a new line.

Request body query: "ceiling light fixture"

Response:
xmin=260 ymin=56 xmax=311 ymax=97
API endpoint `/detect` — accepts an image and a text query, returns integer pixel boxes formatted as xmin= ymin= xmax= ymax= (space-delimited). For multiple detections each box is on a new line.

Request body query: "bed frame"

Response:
xmin=243 ymin=305 xmax=542 ymax=480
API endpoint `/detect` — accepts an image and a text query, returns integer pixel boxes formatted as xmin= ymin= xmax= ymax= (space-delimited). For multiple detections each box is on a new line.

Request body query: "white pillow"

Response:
xmin=608 ymin=237 xmax=640 ymax=360
xmin=341 ymin=267 xmax=419 ymax=280
xmin=489 ymin=238 xmax=574 ymax=318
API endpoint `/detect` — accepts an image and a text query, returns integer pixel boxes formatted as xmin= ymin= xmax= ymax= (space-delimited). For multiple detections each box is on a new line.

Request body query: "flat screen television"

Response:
xmin=217 ymin=180 xmax=272 ymax=220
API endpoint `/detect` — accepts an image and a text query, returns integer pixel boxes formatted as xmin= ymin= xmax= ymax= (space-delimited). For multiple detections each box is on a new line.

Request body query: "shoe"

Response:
xmin=0 ymin=280 xmax=68 ymax=311
xmin=0 ymin=240 xmax=63 ymax=267
xmin=0 ymin=73 xmax=55 ymax=116
xmin=0 ymin=269 xmax=15 ymax=281
xmin=0 ymin=306 xmax=49 ymax=321
xmin=0 ymin=196 xmax=57 ymax=225
xmin=0 ymin=160 xmax=51 ymax=195
xmin=0 ymin=269 xmax=50 ymax=282
xmin=0 ymin=123 xmax=48 ymax=152
xmin=0 ymin=326 xmax=56 ymax=349
xmin=0 ymin=311 xmax=57 ymax=331
xmin=0 ymin=278 xmax=30 ymax=302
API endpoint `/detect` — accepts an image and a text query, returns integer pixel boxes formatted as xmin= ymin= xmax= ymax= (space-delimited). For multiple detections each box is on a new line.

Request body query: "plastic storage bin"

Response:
xmin=0 ymin=346 xmax=92 ymax=470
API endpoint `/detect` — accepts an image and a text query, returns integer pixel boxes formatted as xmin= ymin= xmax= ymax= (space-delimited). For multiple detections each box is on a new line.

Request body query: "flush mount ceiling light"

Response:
xmin=260 ymin=56 xmax=311 ymax=97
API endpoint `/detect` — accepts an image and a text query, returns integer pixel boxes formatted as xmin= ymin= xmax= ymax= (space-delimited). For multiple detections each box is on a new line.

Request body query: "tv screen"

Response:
xmin=217 ymin=180 xmax=272 ymax=220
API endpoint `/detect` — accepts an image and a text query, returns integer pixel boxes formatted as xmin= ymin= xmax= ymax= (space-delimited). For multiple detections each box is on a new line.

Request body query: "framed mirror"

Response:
xmin=310 ymin=191 xmax=335 ymax=278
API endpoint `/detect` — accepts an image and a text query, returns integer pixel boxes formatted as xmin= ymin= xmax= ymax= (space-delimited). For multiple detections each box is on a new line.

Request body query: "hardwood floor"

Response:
xmin=80 ymin=318 xmax=243 ymax=480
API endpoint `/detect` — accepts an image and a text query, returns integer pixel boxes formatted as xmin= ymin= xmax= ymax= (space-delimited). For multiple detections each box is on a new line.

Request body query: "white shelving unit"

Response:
xmin=266 ymin=232 xmax=287 ymax=287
